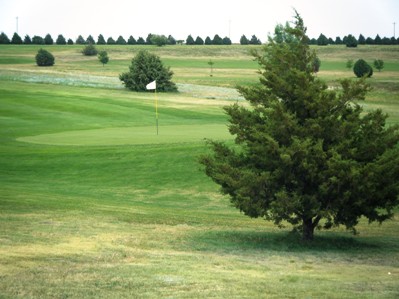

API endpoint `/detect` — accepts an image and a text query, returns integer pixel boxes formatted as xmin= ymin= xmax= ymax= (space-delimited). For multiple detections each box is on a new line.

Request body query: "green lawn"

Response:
xmin=0 ymin=45 xmax=398 ymax=298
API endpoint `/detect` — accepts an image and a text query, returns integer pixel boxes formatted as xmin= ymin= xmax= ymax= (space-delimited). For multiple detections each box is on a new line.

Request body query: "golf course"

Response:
xmin=1 ymin=44 xmax=399 ymax=298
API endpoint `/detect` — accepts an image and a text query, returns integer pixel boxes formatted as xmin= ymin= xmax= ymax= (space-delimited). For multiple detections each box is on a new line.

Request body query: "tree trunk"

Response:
xmin=302 ymin=216 xmax=321 ymax=241
xmin=302 ymin=218 xmax=315 ymax=241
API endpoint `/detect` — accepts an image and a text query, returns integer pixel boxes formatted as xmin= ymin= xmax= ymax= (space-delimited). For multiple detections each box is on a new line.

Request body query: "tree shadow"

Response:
xmin=189 ymin=229 xmax=398 ymax=254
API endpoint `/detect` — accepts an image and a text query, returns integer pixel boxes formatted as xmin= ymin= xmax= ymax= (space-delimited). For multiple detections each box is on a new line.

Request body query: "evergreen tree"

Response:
xmin=24 ymin=35 xmax=32 ymax=44
xmin=374 ymin=34 xmax=382 ymax=45
xmin=67 ymin=38 xmax=74 ymax=45
xmin=119 ymin=50 xmax=177 ymax=92
xmin=146 ymin=34 xmax=153 ymax=45
xmin=317 ymin=33 xmax=328 ymax=45
xmin=186 ymin=35 xmax=195 ymax=45
xmin=0 ymin=32 xmax=10 ymax=44
xmin=76 ymin=35 xmax=85 ymax=44
xmin=11 ymin=32 xmax=23 ymax=44
xmin=35 ymin=48 xmax=55 ymax=66
xmin=127 ymin=36 xmax=136 ymax=45
xmin=353 ymin=59 xmax=373 ymax=77
xmin=358 ymin=34 xmax=366 ymax=45
xmin=200 ymin=12 xmax=399 ymax=241
xmin=168 ymin=35 xmax=176 ymax=45
xmin=195 ymin=36 xmax=204 ymax=45
xmin=56 ymin=34 xmax=67 ymax=45
xmin=335 ymin=36 xmax=342 ymax=44
xmin=32 ymin=36 xmax=44 ymax=45
xmin=365 ymin=37 xmax=374 ymax=45
xmin=86 ymin=35 xmax=95 ymax=44
xmin=240 ymin=35 xmax=249 ymax=45
xmin=82 ymin=43 xmax=98 ymax=56
xmin=212 ymin=34 xmax=223 ymax=45
xmin=116 ymin=36 xmax=127 ymax=45
xmin=223 ymin=37 xmax=232 ymax=45
xmin=345 ymin=34 xmax=358 ymax=47
xmin=97 ymin=34 xmax=106 ymax=45
xmin=137 ymin=37 xmax=146 ymax=45
xmin=107 ymin=37 xmax=116 ymax=45
xmin=205 ymin=36 xmax=212 ymax=45
xmin=98 ymin=50 xmax=109 ymax=66
xmin=249 ymin=34 xmax=261 ymax=45
xmin=151 ymin=35 xmax=168 ymax=47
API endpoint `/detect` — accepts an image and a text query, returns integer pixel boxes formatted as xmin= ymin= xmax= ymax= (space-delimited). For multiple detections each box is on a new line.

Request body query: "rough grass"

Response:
xmin=0 ymin=45 xmax=399 ymax=298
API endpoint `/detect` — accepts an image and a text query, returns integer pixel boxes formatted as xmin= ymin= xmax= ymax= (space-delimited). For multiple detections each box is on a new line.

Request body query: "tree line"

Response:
xmin=1 ymin=31 xmax=398 ymax=46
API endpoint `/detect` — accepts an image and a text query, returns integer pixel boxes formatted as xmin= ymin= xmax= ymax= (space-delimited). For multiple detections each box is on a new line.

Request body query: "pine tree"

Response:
xmin=200 ymin=12 xmax=399 ymax=241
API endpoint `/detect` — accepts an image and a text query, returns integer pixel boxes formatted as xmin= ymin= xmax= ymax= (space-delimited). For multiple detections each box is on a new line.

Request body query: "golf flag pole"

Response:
xmin=146 ymin=80 xmax=158 ymax=135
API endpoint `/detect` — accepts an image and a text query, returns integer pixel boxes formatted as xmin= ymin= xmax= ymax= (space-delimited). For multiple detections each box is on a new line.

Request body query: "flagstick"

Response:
xmin=155 ymin=89 xmax=158 ymax=135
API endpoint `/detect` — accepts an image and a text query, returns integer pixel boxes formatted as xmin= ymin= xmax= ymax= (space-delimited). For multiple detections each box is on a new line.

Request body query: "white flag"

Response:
xmin=146 ymin=80 xmax=156 ymax=90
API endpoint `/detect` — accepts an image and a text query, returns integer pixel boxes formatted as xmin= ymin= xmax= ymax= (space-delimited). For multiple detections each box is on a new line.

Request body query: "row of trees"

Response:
xmin=311 ymin=33 xmax=399 ymax=47
xmin=2 ymin=31 xmax=398 ymax=46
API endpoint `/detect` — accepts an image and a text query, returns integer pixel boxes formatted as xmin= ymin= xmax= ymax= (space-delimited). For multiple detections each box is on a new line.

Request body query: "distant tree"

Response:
xmin=116 ymin=35 xmax=127 ymax=45
xmin=168 ymin=35 xmax=176 ymax=45
xmin=11 ymin=32 xmax=23 ymax=44
xmin=67 ymin=38 xmax=74 ymax=45
xmin=127 ymin=36 xmax=136 ymax=45
xmin=146 ymin=34 xmax=153 ymax=45
xmin=195 ymin=36 xmax=204 ymax=45
xmin=201 ymin=12 xmax=399 ymax=241
xmin=345 ymin=34 xmax=358 ymax=47
xmin=240 ymin=35 xmax=249 ymax=45
xmin=82 ymin=43 xmax=98 ymax=56
xmin=249 ymin=34 xmax=261 ymax=45
xmin=335 ymin=36 xmax=342 ymax=44
xmin=107 ymin=37 xmax=116 ymax=45
xmin=374 ymin=34 xmax=382 ymax=45
xmin=86 ymin=35 xmax=95 ymax=44
xmin=373 ymin=59 xmax=384 ymax=72
xmin=207 ymin=59 xmax=214 ymax=77
xmin=346 ymin=59 xmax=354 ymax=71
xmin=56 ymin=34 xmax=67 ymax=45
xmin=24 ymin=35 xmax=32 ymax=44
xmin=186 ymin=35 xmax=195 ymax=45
xmin=76 ymin=35 xmax=85 ymax=44
xmin=137 ymin=37 xmax=146 ymax=45
xmin=354 ymin=59 xmax=373 ymax=77
xmin=311 ymin=56 xmax=321 ymax=73
xmin=222 ymin=36 xmax=232 ymax=45
xmin=212 ymin=34 xmax=223 ymax=45
xmin=44 ymin=34 xmax=53 ymax=45
xmin=381 ymin=37 xmax=391 ymax=45
xmin=358 ymin=34 xmax=366 ymax=45
xmin=119 ymin=50 xmax=177 ymax=92
xmin=98 ymin=50 xmax=109 ymax=66
xmin=35 ymin=48 xmax=55 ymax=66
xmin=317 ymin=33 xmax=328 ymax=45
xmin=390 ymin=37 xmax=397 ymax=45
xmin=151 ymin=35 xmax=168 ymax=47
xmin=205 ymin=36 xmax=212 ymax=45
xmin=97 ymin=34 xmax=106 ymax=45
xmin=328 ymin=38 xmax=334 ymax=45
xmin=32 ymin=35 xmax=44 ymax=45
xmin=308 ymin=38 xmax=317 ymax=45
xmin=365 ymin=37 xmax=374 ymax=45
xmin=0 ymin=32 xmax=10 ymax=44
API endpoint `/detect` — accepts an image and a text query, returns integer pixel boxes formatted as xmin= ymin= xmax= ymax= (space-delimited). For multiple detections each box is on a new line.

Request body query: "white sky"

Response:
xmin=0 ymin=0 xmax=398 ymax=43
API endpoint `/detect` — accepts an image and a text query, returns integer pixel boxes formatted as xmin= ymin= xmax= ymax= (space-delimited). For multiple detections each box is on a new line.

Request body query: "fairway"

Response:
xmin=18 ymin=124 xmax=231 ymax=146
xmin=1 ymin=45 xmax=399 ymax=298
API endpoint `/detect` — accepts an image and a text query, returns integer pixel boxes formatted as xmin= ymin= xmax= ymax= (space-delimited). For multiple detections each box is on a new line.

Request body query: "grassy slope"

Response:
xmin=0 ymin=45 xmax=399 ymax=298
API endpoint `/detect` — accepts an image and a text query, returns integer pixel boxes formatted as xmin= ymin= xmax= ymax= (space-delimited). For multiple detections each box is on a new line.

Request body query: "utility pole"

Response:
xmin=16 ymin=16 xmax=18 ymax=34
xmin=394 ymin=22 xmax=396 ymax=38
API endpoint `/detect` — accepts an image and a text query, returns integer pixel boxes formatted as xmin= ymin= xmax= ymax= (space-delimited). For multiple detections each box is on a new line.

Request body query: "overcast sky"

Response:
xmin=0 ymin=0 xmax=398 ymax=43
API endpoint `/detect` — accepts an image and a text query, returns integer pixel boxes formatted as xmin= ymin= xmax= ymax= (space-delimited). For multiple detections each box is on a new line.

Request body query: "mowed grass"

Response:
xmin=1 ymin=45 xmax=399 ymax=298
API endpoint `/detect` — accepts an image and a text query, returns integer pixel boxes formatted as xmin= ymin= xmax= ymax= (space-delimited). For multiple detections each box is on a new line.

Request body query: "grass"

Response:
xmin=0 ymin=45 xmax=399 ymax=298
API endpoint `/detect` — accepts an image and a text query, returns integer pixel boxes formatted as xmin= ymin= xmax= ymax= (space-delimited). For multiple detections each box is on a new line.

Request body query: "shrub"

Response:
xmin=82 ymin=44 xmax=98 ymax=56
xmin=98 ymin=50 xmax=109 ymax=66
xmin=35 ymin=48 xmax=55 ymax=66
xmin=353 ymin=59 xmax=373 ymax=77
xmin=373 ymin=59 xmax=384 ymax=72
xmin=119 ymin=50 xmax=177 ymax=92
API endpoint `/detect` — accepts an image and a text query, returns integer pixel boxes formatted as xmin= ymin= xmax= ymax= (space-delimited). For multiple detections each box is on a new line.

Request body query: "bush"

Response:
xmin=373 ymin=59 xmax=384 ymax=72
xmin=82 ymin=44 xmax=98 ymax=56
xmin=353 ymin=59 xmax=373 ymax=78
xmin=119 ymin=50 xmax=177 ymax=92
xmin=35 ymin=49 xmax=55 ymax=66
